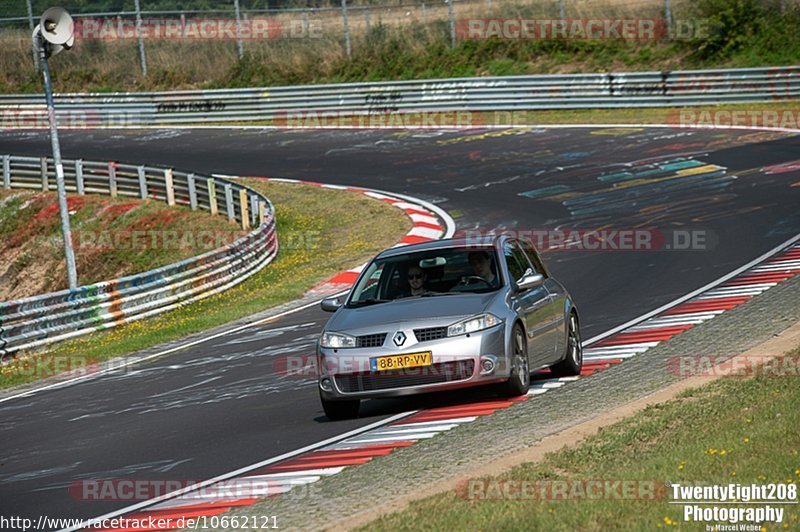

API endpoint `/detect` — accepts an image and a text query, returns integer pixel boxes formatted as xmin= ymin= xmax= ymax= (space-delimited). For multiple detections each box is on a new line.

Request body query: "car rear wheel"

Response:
xmin=320 ymin=393 xmax=360 ymax=420
xmin=499 ymin=324 xmax=530 ymax=397
xmin=550 ymin=312 xmax=582 ymax=377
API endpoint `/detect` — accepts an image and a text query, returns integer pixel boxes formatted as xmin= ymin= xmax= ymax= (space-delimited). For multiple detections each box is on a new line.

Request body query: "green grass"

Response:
xmin=221 ymin=100 xmax=800 ymax=129
xmin=362 ymin=346 xmax=800 ymax=531
xmin=0 ymin=180 xmax=411 ymax=389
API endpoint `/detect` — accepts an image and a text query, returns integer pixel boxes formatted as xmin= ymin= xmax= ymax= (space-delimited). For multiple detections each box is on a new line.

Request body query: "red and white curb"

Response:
xmin=73 ymin=238 xmax=800 ymax=532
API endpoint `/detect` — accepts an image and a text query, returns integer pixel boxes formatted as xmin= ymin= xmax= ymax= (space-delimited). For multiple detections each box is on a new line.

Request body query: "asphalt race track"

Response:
xmin=1 ymin=126 xmax=799 ymax=527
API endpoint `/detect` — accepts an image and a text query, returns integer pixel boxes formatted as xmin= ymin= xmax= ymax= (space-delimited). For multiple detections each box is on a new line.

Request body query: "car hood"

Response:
xmin=327 ymin=292 xmax=499 ymax=333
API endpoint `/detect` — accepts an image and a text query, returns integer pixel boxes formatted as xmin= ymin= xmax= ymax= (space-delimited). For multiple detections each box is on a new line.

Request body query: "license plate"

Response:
xmin=370 ymin=352 xmax=433 ymax=372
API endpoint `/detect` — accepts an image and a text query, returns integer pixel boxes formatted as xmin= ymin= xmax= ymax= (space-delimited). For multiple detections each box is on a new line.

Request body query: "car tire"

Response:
xmin=550 ymin=312 xmax=582 ymax=377
xmin=499 ymin=324 xmax=530 ymax=397
xmin=320 ymin=394 xmax=360 ymax=420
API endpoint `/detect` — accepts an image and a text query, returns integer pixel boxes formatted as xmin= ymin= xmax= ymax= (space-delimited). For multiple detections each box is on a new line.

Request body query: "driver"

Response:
xmin=404 ymin=265 xmax=428 ymax=296
xmin=468 ymin=251 xmax=500 ymax=288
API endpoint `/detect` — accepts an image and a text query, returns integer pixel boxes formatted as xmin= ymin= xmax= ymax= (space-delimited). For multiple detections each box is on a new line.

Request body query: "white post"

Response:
xmin=108 ymin=162 xmax=118 ymax=197
xmin=137 ymin=165 xmax=148 ymax=198
xmin=164 ymin=168 xmax=176 ymax=206
xmin=75 ymin=159 xmax=85 ymax=195
xmin=208 ymin=179 xmax=218 ymax=215
xmin=3 ymin=155 xmax=11 ymax=189
xmin=239 ymin=189 xmax=250 ymax=230
xmin=224 ymin=184 xmax=235 ymax=221
xmin=187 ymin=173 xmax=198 ymax=210
xmin=41 ymin=157 xmax=49 ymax=191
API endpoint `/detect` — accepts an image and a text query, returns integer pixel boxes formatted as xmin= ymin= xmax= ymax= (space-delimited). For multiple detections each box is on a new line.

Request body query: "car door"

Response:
xmin=521 ymin=239 xmax=567 ymax=362
xmin=502 ymin=240 xmax=556 ymax=368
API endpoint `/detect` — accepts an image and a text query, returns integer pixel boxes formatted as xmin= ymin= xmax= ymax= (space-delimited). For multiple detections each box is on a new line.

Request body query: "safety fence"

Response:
xmin=0 ymin=154 xmax=278 ymax=359
xmin=0 ymin=66 xmax=798 ymax=128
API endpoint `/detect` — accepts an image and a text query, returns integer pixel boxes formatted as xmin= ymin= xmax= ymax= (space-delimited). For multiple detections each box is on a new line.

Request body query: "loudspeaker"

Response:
xmin=39 ymin=7 xmax=74 ymax=47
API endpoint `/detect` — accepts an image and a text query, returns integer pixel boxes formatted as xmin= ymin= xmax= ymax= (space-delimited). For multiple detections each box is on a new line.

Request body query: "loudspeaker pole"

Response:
xmin=34 ymin=8 xmax=78 ymax=290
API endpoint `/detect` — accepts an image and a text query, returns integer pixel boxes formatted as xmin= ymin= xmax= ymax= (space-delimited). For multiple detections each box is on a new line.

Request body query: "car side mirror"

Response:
xmin=516 ymin=273 xmax=544 ymax=292
xmin=321 ymin=297 xmax=343 ymax=312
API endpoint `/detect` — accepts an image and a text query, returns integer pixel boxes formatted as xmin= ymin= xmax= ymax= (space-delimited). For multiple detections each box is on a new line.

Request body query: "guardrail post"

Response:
xmin=250 ymin=195 xmax=258 ymax=227
xmin=164 ymin=168 xmax=176 ymax=206
xmin=239 ymin=189 xmax=250 ymax=230
xmin=225 ymin=184 xmax=235 ymax=222
xmin=108 ymin=162 xmax=118 ymax=198
xmin=2 ymin=156 xmax=9 ymax=189
xmin=137 ymin=165 xmax=148 ymax=198
xmin=41 ymin=157 xmax=49 ymax=191
xmin=75 ymin=159 xmax=85 ymax=195
xmin=207 ymin=179 xmax=218 ymax=215
xmin=187 ymin=173 xmax=198 ymax=210
xmin=364 ymin=9 xmax=371 ymax=33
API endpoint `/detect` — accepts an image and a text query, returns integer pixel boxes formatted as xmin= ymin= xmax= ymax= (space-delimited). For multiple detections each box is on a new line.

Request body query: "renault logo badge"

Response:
xmin=393 ymin=331 xmax=406 ymax=347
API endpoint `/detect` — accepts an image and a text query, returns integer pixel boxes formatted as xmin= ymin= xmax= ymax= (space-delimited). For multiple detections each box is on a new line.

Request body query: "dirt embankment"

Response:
xmin=0 ymin=190 xmax=245 ymax=301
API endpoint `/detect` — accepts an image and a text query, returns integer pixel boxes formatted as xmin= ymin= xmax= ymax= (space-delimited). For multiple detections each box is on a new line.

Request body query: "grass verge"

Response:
xmin=362 ymin=346 xmax=800 ymax=531
xmin=0 ymin=179 xmax=412 ymax=390
xmin=209 ymin=101 xmax=800 ymax=129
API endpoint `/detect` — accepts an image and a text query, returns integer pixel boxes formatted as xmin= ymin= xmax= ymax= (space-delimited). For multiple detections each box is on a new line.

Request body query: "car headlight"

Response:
xmin=320 ymin=331 xmax=356 ymax=348
xmin=447 ymin=313 xmax=502 ymax=337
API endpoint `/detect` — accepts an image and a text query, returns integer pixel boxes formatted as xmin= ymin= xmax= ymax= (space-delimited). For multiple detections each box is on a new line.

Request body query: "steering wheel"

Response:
xmin=459 ymin=275 xmax=492 ymax=288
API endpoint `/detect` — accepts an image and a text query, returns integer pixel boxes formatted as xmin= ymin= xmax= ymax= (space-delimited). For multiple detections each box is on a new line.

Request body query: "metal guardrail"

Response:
xmin=0 ymin=154 xmax=278 ymax=359
xmin=1 ymin=66 xmax=799 ymax=127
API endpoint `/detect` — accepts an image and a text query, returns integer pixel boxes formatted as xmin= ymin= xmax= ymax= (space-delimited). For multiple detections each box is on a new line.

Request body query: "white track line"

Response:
xmin=59 ymin=410 xmax=416 ymax=532
xmin=583 ymin=233 xmax=800 ymax=346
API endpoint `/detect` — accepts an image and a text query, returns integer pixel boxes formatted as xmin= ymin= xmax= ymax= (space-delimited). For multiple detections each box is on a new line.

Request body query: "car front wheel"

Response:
xmin=499 ymin=324 xmax=530 ymax=397
xmin=550 ymin=312 xmax=582 ymax=377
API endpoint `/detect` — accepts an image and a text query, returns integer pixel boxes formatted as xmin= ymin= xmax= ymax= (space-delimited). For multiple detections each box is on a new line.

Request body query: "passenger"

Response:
xmin=468 ymin=251 xmax=500 ymax=288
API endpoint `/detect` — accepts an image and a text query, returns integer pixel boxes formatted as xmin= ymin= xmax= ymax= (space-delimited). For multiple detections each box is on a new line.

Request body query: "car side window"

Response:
xmin=521 ymin=239 xmax=547 ymax=277
xmin=503 ymin=241 xmax=532 ymax=282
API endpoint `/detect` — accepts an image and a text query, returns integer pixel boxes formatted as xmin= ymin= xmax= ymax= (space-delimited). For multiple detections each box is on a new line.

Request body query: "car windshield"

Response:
xmin=347 ymin=246 xmax=503 ymax=307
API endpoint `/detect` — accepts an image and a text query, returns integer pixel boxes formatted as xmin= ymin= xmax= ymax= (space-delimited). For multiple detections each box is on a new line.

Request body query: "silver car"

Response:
xmin=317 ymin=235 xmax=582 ymax=420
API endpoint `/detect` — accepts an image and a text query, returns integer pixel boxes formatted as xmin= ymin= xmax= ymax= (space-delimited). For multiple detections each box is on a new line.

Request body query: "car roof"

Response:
xmin=376 ymin=236 xmax=504 ymax=259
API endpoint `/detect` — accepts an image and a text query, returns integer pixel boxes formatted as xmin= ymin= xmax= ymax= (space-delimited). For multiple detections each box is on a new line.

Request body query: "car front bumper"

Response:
xmin=318 ymin=324 xmax=508 ymax=400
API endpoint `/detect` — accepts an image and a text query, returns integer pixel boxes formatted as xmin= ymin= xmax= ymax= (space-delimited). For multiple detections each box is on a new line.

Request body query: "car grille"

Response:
xmin=334 ymin=360 xmax=475 ymax=393
xmin=413 ymin=326 xmax=448 ymax=343
xmin=356 ymin=333 xmax=387 ymax=348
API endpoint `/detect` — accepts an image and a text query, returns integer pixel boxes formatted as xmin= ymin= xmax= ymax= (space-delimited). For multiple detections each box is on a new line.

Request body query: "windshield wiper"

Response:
xmin=420 ymin=292 xmax=459 ymax=297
